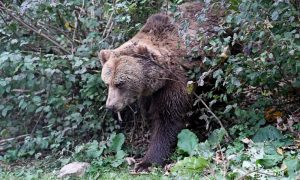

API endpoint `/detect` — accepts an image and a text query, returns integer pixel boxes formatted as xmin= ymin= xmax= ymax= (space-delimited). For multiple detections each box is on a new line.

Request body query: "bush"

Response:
xmin=0 ymin=0 xmax=162 ymax=160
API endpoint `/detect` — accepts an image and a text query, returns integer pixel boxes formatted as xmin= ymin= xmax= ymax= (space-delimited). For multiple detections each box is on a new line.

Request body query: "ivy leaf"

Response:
xmin=283 ymin=158 xmax=300 ymax=178
xmin=171 ymin=156 xmax=209 ymax=174
xmin=177 ymin=129 xmax=199 ymax=155
xmin=271 ymin=11 xmax=279 ymax=21
xmin=231 ymin=77 xmax=241 ymax=87
xmin=292 ymin=78 xmax=300 ymax=88
xmin=111 ymin=150 xmax=126 ymax=168
xmin=109 ymin=133 xmax=125 ymax=153
xmin=86 ymin=140 xmax=103 ymax=159
xmin=256 ymin=154 xmax=283 ymax=168
xmin=1 ymin=106 xmax=13 ymax=117
xmin=197 ymin=141 xmax=214 ymax=159
xmin=252 ymin=125 xmax=283 ymax=142
xmin=207 ymin=128 xmax=226 ymax=149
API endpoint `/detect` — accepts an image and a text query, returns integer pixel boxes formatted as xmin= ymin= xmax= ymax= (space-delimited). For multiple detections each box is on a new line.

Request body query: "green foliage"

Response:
xmin=171 ymin=157 xmax=209 ymax=175
xmin=109 ymin=133 xmax=125 ymax=153
xmin=0 ymin=0 xmax=161 ymax=161
xmin=252 ymin=125 xmax=283 ymax=142
xmin=0 ymin=0 xmax=299 ymax=179
xmin=195 ymin=0 xmax=300 ymax=127
xmin=206 ymin=128 xmax=226 ymax=149
xmin=72 ymin=133 xmax=126 ymax=168
xmin=185 ymin=0 xmax=300 ymax=178
xmin=177 ymin=129 xmax=198 ymax=155
xmin=284 ymin=158 xmax=300 ymax=178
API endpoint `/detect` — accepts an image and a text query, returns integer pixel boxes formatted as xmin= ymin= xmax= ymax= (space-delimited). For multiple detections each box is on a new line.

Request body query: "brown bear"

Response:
xmin=99 ymin=2 xmax=223 ymax=172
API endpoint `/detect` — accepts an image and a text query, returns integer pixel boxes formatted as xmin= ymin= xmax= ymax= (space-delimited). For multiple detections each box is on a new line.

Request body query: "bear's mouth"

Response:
xmin=108 ymin=99 xmax=137 ymax=113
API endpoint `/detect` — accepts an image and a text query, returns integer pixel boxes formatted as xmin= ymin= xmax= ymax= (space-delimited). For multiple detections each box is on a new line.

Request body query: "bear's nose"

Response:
xmin=106 ymin=104 xmax=115 ymax=112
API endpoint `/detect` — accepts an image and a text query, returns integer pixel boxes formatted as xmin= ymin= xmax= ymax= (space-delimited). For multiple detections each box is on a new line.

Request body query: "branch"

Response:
xmin=0 ymin=134 xmax=29 ymax=144
xmin=11 ymin=88 xmax=46 ymax=95
xmin=0 ymin=6 xmax=71 ymax=54
xmin=102 ymin=6 xmax=115 ymax=39
xmin=237 ymin=169 xmax=278 ymax=180
xmin=193 ymin=92 xmax=232 ymax=141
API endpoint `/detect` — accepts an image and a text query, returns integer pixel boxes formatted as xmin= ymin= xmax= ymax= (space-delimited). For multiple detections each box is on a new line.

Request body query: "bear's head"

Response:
xmin=99 ymin=47 xmax=167 ymax=112
xmin=99 ymin=50 xmax=145 ymax=112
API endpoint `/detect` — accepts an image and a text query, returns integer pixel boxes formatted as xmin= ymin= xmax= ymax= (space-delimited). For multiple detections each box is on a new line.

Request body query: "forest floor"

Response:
xmin=0 ymin=158 xmax=166 ymax=180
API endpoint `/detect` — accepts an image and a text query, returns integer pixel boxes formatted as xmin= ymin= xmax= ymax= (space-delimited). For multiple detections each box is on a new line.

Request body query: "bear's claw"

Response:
xmin=134 ymin=161 xmax=151 ymax=172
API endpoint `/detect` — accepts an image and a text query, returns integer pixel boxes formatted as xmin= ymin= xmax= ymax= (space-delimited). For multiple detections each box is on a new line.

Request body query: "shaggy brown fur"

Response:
xmin=99 ymin=2 xmax=224 ymax=172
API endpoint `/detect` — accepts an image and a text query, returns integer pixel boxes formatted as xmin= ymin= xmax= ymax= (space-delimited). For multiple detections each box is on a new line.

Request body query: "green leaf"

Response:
xmin=252 ymin=125 xmax=283 ymax=142
xmin=283 ymin=158 xmax=300 ymax=178
xmin=86 ymin=140 xmax=103 ymax=159
xmin=231 ymin=77 xmax=241 ymax=87
xmin=111 ymin=150 xmax=126 ymax=167
xmin=197 ymin=141 xmax=214 ymax=159
xmin=207 ymin=128 xmax=226 ymax=149
xmin=271 ymin=11 xmax=279 ymax=21
xmin=0 ymin=80 xmax=7 ymax=86
xmin=1 ymin=106 xmax=13 ymax=117
xmin=256 ymin=154 xmax=283 ymax=168
xmin=0 ymin=129 xmax=10 ymax=138
xmin=177 ymin=129 xmax=199 ymax=155
xmin=292 ymin=78 xmax=300 ymax=88
xmin=171 ymin=156 xmax=209 ymax=174
xmin=109 ymin=133 xmax=125 ymax=153
xmin=32 ymin=96 xmax=42 ymax=105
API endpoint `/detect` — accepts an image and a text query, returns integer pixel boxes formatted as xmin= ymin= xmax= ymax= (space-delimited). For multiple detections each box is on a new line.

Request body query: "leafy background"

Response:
xmin=0 ymin=0 xmax=299 ymax=179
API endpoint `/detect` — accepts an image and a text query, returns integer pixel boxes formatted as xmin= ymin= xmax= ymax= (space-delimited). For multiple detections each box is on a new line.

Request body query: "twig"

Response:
xmin=11 ymin=89 xmax=45 ymax=95
xmin=102 ymin=13 xmax=112 ymax=38
xmin=102 ymin=5 xmax=115 ymax=39
xmin=34 ymin=89 xmax=46 ymax=96
xmin=37 ymin=21 xmax=74 ymax=45
xmin=71 ymin=0 xmax=85 ymax=54
xmin=237 ymin=169 xmax=278 ymax=180
xmin=0 ymin=134 xmax=29 ymax=144
xmin=11 ymin=89 xmax=31 ymax=93
xmin=0 ymin=11 xmax=9 ymax=26
xmin=30 ymin=112 xmax=44 ymax=135
xmin=218 ymin=144 xmax=227 ymax=178
xmin=100 ymin=109 xmax=108 ymax=122
xmin=105 ymin=20 xmax=114 ymax=39
xmin=193 ymin=92 xmax=232 ymax=140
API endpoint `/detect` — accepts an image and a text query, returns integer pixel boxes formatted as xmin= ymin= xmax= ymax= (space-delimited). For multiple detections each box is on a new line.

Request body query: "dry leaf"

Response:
xmin=241 ymin=138 xmax=253 ymax=144
xmin=280 ymin=163 xmax=287 ymax=171
xmin=186 ymin=81 xmax=195 ymax=95
xmin=277 ymin=148 xmax=284 ymax=155
xmin=264 ymin=107 xmax=283 ymax=122
xmin=164 ymin=163 xmax=175 ymax=176
xmin=213 ymin=151 xmax=225 ymax=164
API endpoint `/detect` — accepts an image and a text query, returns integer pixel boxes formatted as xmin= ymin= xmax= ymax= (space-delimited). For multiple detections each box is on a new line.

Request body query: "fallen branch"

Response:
xmin=237 ymin=169 xmax=278 ymax=180
xmin=11 ymin=88 xmax=46 ymax=95
xmin=11 ymin=89 xmax=31 ymax=93
xmin=0 ymin=134 xmax=29 ymax=144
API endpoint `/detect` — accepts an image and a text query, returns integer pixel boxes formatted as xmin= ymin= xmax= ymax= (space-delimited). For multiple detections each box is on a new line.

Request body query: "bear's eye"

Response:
xmin=114 ymin=82 xmax=124 ymax=88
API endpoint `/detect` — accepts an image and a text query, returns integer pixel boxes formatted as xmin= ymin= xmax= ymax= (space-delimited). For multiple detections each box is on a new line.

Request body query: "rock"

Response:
xmin=57 ymin=162 xmax=90 ymax=178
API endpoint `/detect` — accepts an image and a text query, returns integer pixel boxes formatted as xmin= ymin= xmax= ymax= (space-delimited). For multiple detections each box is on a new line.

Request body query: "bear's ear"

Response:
xmin=98 ymin=50 xmax=111 ymax=65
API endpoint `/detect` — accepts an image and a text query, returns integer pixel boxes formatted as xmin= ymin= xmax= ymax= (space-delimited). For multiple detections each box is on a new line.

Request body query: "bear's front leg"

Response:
xmin=134 ymin=114 xmax=184 ymax=172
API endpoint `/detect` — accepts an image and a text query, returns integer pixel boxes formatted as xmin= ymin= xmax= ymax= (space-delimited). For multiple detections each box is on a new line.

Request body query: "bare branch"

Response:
xmin=0 ymin=134 xmax=29 ymax=144
xmin=193 ymin=92 xmax=232 ymax=141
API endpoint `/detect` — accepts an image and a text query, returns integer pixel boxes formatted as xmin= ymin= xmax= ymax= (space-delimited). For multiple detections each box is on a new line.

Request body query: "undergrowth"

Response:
xmin=0 ymin=0 xmax=299 ymax=179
